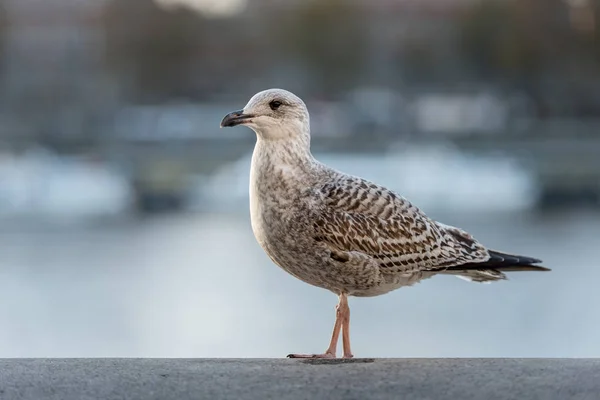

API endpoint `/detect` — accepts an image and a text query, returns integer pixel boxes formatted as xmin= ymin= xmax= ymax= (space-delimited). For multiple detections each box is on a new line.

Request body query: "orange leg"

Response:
xmin=339 ymin=293 xmax=353 ymax=359
xmin=288 ymin=294 xmax=353 ymax=359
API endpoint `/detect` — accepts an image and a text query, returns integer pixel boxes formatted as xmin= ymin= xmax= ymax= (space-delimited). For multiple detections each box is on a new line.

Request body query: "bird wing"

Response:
xmin=313 ymin=177 xmax=490 ymax=272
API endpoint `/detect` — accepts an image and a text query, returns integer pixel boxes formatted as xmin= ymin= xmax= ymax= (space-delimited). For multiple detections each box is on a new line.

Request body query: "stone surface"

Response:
xmin=1 ymin=358 xmax=598 ymax=400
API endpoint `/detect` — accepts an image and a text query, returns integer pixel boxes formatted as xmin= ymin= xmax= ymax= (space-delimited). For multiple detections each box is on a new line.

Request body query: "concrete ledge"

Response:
xmin=1 ymin=359 xmax=598 ymax=400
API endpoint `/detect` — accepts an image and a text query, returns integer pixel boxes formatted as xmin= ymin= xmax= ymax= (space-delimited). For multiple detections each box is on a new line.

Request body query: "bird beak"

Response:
xmin=220 ymin=110 xmax=254 ymax=128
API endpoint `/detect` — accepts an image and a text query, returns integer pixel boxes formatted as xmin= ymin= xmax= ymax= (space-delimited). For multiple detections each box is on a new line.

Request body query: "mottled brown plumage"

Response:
xmin=220 ymin=88 xmax=549 ymax=358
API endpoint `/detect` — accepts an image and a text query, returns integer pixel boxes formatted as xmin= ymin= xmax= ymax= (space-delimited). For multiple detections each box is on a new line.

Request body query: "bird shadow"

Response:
xmin=297 ymin=358 xmax=376 ymax=365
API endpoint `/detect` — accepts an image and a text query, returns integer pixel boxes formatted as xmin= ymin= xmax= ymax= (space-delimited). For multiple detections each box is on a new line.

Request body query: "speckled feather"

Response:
xmin=227 ymin=89 xmax=547 ymax=297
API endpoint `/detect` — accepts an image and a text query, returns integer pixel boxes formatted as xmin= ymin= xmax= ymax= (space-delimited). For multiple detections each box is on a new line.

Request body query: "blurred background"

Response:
xmin=0 ymin=0 xmax=599 ymax=357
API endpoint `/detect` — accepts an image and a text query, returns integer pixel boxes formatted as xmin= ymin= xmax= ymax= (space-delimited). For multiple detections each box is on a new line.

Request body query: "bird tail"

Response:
xmin=445 ymin=250 xmax=550 ymax=283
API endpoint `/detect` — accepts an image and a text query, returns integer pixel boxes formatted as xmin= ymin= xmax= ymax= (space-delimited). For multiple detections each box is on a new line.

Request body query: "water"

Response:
xmin=0 ymin=210 xmax=598 ymax=358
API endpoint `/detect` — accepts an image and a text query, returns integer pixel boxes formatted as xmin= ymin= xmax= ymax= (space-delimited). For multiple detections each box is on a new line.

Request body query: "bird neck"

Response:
xmin=251 ymin=135 xmax=316 ymax=183
xmin=254 ymin=131 xmax=313 ymax=164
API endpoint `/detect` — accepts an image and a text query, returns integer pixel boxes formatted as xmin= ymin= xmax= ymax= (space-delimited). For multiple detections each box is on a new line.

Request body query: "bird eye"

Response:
xmin=269 ymin=100 xmax=282 ymax=110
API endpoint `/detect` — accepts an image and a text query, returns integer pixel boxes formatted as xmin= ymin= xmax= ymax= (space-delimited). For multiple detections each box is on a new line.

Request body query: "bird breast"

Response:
xmin=248 ymin=142 xmax=318 ymax=262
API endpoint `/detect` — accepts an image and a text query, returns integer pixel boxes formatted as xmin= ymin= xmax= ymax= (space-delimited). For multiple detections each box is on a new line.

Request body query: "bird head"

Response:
xmin=220 ymin=89 xmax=310 ymax=141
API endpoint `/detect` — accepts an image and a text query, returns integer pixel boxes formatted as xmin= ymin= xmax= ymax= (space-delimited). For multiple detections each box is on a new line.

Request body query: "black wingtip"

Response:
xmin=446 ymin=250 xmax=549 ymax=273
xmin=488 ymin=251 xmax=544 ymax=267
xmin=496 ymin=265 xmax=551 ymax=272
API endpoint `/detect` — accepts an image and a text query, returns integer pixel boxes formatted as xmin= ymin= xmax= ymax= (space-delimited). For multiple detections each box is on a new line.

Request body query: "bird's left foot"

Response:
xmin=287 ymin=352 xmax=354 ymax=359
xmin=287 ymin=352 xmax=336 ymax=359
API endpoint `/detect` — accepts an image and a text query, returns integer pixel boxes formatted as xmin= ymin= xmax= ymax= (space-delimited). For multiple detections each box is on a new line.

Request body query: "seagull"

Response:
xmin=220 ymin=88 xmax=549 ymax=359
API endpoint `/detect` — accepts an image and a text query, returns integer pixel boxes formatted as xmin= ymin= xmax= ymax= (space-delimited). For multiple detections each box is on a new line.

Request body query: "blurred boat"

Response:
xmin=196 ymin=143 xmax=537 ymax=214
xmin=0 ymin=148 xmax=132 ymax=222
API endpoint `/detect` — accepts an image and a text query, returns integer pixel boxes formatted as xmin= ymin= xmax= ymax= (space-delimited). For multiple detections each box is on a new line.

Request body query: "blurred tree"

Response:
xmin=460 ymin=0 xmax=539 ymax=80
xmin=103 ymin=0 xmax=271 ymax=101
xmin=0 ymin=0 xmax=6 ymax=70
xmin=459 ymin=0 xmax=600 ymax=116
xmin=103 ymin=0 xmax=206 ymax=102
xmin=460 ymin=0 xmax=600 ymax=77
xmin=273 ymin=0 xmax=368 ymax=97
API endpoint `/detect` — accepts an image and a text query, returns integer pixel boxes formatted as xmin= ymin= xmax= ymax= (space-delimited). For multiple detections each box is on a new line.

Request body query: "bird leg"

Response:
xmin=287 ymin=294 xmax=353 ymax=359
xmin=339 ymin=293 xmax=353 ymax=358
